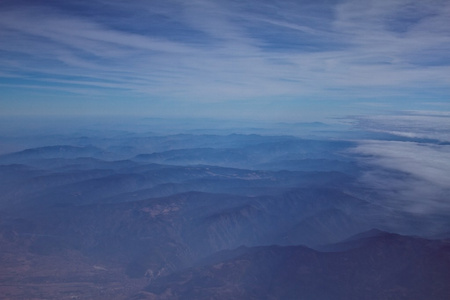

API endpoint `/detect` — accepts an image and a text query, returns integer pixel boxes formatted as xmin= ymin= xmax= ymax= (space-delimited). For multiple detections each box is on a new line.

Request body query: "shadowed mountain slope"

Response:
xmin=138 ymin=231 xmax=450 ymax=300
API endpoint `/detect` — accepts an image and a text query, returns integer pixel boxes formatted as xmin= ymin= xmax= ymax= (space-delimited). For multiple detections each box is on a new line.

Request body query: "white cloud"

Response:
xmin=351 ymin=111 xmax=450 ymax=215
xmin=355 ymin=112 xmax=450 ymax=142
xmin=0 ymin=0 xmax=449 ymax=110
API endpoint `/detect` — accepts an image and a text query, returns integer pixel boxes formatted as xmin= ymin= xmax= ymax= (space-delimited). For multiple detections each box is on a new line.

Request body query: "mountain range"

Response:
xmin=0 ymin=133 xmax=448 ymax=299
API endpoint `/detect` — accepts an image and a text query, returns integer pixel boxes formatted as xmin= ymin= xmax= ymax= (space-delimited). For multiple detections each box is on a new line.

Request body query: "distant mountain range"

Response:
xmin=0 ymin=133 xmax=449 ymax=299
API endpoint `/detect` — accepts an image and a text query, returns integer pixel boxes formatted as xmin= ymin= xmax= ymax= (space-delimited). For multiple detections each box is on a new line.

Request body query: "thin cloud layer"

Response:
xmin=354 ymin=140 xmax=450 ymax=214
xmin=352 ymin=112 xmax=450 ymax=215
xmin=0 ymin=0 xmax=449 ymax=118
xmin=355 ymin=111 xmax=450 ymax=142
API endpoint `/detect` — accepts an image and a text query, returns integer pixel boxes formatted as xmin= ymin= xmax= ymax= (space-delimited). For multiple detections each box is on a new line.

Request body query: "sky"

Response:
xmin=1 ymin=0 xmax=449 ymax=122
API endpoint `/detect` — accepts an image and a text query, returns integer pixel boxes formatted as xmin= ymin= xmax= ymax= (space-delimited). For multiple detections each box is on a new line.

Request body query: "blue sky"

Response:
xmin=1 ymin=0 xmax=449 ymax=122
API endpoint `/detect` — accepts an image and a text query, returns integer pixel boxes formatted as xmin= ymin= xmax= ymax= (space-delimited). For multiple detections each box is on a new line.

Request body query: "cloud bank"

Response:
xmin=352 ymin=111 xmax=450 ymax=215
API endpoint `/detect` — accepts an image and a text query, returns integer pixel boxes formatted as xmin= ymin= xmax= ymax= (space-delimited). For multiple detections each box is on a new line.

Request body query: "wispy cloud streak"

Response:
xmin=0 ymin=0 xmax=449 ymax=116
xmin=355 ymin=111 xmax=450 ymax=142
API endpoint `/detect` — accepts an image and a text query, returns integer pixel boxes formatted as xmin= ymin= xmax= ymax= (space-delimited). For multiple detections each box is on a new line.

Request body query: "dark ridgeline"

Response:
xmin=0 ymin=134 xmax=449 ymax=299
xmin=140 ymin=232 xmax=450 ymax=300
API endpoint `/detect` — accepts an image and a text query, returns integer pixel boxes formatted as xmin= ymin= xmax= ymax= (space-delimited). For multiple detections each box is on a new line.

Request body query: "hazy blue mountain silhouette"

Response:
xmin=1 ymin=133 xmax=449 ymax=299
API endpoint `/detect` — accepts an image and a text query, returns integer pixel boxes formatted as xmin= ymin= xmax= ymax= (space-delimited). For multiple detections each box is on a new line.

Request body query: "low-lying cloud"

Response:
xmin=352 ymin=112 xmax=450 ymax=215
xmin=355 ymin=111 xmax=450 ymax=142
